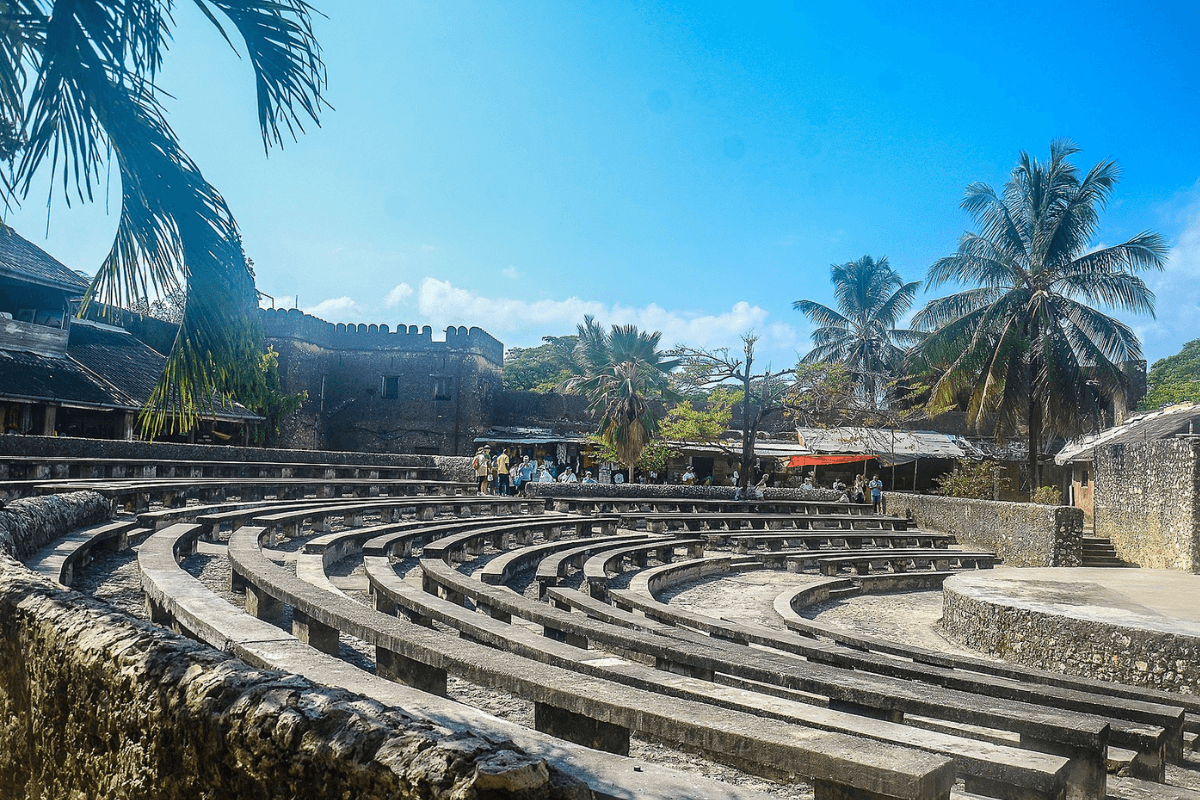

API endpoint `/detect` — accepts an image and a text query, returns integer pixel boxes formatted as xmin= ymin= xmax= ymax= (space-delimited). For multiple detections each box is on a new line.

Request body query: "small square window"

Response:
xmin=382 ymin=376 xmax=399 ymax=399
xmin=433 ymin=376 xmax=453 ymax=401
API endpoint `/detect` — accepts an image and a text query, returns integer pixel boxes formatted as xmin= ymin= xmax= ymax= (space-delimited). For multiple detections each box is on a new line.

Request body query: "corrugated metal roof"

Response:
xmin=0 ymin=225 xmax=91 ymax=293
xmin=795 ymin=427 xmax=967 ymax=460
xmin=1054 ymin=402 xmax=1200 ymax=464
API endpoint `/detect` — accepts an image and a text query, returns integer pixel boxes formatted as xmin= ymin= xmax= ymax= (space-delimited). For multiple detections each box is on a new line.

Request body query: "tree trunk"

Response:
xmin=1027 ymin=397 xmax=1042 ymax=500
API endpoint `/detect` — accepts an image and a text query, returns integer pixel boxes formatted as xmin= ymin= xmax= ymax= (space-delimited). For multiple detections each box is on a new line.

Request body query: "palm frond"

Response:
xmin=196 ymin=0 xmax=327 ymax=149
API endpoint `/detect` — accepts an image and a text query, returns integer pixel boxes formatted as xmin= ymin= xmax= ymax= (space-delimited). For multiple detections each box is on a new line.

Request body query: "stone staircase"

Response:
xmin=1081 ymin=534 xmax=1127 ymax=567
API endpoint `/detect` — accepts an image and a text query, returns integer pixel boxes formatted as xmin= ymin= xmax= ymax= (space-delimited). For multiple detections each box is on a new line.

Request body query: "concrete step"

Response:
xmin=827 ymin=586 xmax=862 ymax=600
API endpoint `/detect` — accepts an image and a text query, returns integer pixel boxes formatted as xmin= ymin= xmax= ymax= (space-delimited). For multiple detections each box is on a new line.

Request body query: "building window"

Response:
xmin=382 ymin=376 xmax=399 ymax=399
xmin=432 ymin=376 xmax=453 ymax=401
xmin=1081 ymin=469 xmax=1089 ymax=487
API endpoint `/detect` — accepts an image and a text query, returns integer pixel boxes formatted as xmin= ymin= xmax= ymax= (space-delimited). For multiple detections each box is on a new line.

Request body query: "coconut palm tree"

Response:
xmin=794 ymin=255 xmax=921 ymax=409
xmin=912 ymin=140 xmax=1166 ymax=495
xmin=564 ymin=316 xmax=679 ymax=474
xmin=0 ymin=1 xmax=326 ymax=436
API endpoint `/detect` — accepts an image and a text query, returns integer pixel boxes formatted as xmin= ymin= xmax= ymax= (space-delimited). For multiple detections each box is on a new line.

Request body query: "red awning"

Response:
xmin=787 ymin=454 xmax=877 ymax=468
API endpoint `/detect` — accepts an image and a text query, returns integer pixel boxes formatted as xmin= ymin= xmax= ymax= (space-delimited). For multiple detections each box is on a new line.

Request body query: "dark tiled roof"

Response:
xmin=0 ymin=347 xmax=129 ymax=407
xmin=0 ymin=225 xmax=91 ymax=293
xmin=67 ymin=321 xmax=166 ymax=406
xmin=0 ymin=320 xmax=260 ymax=420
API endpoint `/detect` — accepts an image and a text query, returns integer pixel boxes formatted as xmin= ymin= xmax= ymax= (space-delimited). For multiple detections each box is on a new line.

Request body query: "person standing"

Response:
xmin=473 ymin=447 xmax=490 ymax=494
xmin=869 ymin=474 xmax=884 ymax=513
xmin=495 ymin=449 xmax=511 ymax=496
xmin=853 ymin=474 xmax=866 ymax=505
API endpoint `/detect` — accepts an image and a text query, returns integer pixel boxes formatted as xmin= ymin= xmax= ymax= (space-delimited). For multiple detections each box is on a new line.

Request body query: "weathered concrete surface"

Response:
xmin=888 ymin=493 xmax=1083 ymax=568
xmin=0 ymin=556 xmax=586 ymax=799
xmin=0 ymin=491 xmax=111 ymax=561
xmin=944 ymin=568 xmax=1200 ymax=692
xmin=1093 ymin=438 xmax=1200 ymax=572
xmin=0 ymin=492 xmax=586 ymax=799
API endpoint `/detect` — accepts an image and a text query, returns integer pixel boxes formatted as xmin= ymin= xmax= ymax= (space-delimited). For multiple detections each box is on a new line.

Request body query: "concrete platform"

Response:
xmin=943 ymin=568 xmax=1200 ymax=693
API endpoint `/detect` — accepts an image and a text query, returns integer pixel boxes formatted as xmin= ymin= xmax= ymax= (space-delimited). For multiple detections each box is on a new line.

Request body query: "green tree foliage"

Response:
xmin=0 ymin=1 xmax=327 ymax=437
xmin=913 ymin=141 xmax=1166 ymax=496
xmin=502 ymin=335 xmax=578 ymax=391
xmin=589 ymin=434 xmax=672 ymax=475
xmin=1030 ymin=485 xmax=1063 ymax=506
xmin=672 ymin=333 xmax=792 ymax=491
xmin=564 ymin=316 xmax=679 ymax=472
xmin=237 ymin=347 xmax=306 ymax=447
xmin=794 ymin=255 xmax=922 ymax=409
xmin=1141 ymin=339 xmax=1200 ymax=409
xmin=933 ymin=460 xmax=1007 ymax=500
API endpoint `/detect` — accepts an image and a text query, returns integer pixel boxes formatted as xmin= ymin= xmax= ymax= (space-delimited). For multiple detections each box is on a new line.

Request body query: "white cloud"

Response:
xmin=502 ymin=266 xmax=520 ymax=280
xmin=416 ymin=278 xmax=809 ymax=367
xmin=303 ymin=295 xmax=364 ymax=322
xmin=384 ymin=282 xmax=414 ymax=307
xmin=1141 ymin=196 xmax=1200 ymax=360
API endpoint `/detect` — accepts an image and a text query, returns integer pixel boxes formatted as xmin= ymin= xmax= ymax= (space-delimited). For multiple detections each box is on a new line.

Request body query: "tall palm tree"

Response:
xmin=912 ymin=141 xmax=1166 ymax=495
xmin=794 ymin=255 xmax=921 ymax=409
xmin=0 ymin=1 xmax=326 ymax=436
xmin=564 ymin=316 xmax=680 ymax=473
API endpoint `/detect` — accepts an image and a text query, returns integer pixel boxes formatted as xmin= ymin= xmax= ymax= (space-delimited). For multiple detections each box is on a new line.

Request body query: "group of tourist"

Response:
xmin=472 ymin=447 xmax=604 ymax=495
xmin=809 ymin=473 xmax=886 ymax=512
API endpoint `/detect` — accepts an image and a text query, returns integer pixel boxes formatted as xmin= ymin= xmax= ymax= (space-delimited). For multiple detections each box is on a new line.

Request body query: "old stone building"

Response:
xmin=262 ymin=307 xmax=503 ymax=456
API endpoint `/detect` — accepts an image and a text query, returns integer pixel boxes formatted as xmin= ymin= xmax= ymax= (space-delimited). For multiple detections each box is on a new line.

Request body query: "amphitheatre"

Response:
xmin=3 ymin=429 xmax=1200 ymax=800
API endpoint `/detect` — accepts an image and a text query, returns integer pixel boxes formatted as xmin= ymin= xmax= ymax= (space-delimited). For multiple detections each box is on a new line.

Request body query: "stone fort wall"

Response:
xmin=260 ymin=308 xmax=504 ymax=457
xmin=886 ymin=492 xmax=1084 ymax=568
xmin=1093 ymin=437 xmax=1200 ymax=572
xmin=0 ymin=492 xmax=580 ymax=799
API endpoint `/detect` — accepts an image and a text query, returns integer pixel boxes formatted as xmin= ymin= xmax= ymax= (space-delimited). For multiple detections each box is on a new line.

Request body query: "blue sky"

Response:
xmin=7 ymin=1 xmax=1200 ymax=369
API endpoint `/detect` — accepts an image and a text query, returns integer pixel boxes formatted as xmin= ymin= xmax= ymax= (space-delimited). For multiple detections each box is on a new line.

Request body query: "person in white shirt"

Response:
xmin=558 ymin=467 xmax=578 ymax=483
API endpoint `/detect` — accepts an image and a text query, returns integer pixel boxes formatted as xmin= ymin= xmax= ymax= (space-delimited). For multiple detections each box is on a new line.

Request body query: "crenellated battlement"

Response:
xmin=259 ymin=307 xmax=503 ymax=365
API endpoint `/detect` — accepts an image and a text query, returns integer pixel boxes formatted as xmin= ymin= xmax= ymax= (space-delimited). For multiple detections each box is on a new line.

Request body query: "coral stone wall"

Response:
xmin=943 ymin=577 xmax=1200 ymax=692
xmin=0 ymin=493 xmax=582 ymax=799
xmin=1093 ymin=437 xmax=1200 ymax=572
xmin=261 ymin=308 xmax=504 ymax=457
xmin=886 ymin=492 xmax=1083 ymax=567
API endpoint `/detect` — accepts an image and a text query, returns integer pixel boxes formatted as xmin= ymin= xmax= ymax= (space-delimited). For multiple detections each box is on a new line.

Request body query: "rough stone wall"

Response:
xmin=264 ymin=309 xmax=503 ymax=457
xmin=886 ymin=492 xmax=1083 ymax=567
xmin=0 ymin=492 xmax=111 ymax=560
xmin=943 ymin=582 xmax=1198 ymax=692
xmin=1093 ymin=438 xmax=1200 ymax=572
xmin=0 ymin=494 xmax=585 ymax=800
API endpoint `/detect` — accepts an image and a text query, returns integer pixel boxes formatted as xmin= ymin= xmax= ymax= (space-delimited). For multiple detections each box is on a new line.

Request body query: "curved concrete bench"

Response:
xmin=0 ymin=454 xmax=440 ymax=482
xmin=22 ymin=518 xmax=145 ymax=586
xmin=244 ymin=496 xmax=532 ymax=540
xmin=417 ymin=549 xmax=1127 ymax=797
xmin=480 ymin=533 xmax=655 ymax=586
xmin=534 ymin=536 xmax=670 ymax=596
xmin=618 ymin=511 xmax=908 ymax=535
xmin=422 ymin=516 xmax=619 ymax=566
xmin=222 ymin=525 xmax=957 ymax=799
xmin=548 ymin=496 xmax=875 ymax=517
xmin=722 ymin=530 xmax=955 ymax=552
xmin=806 ymin=549 xmax=1000 ymax=576
xmin=134 ymin=524 xmax=785 ymax=800
xmin=775 ymin=583 xmax=1188 ymax=766
xmin=356 ymin=555 xmax=1075 ymax=800
xmin=581 ymin=539 xmax=704 ymax=599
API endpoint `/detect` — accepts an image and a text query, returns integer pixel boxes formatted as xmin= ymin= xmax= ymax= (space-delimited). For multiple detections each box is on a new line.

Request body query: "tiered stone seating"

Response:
xmin=43 ymin=469 xmax=1200 ymax=800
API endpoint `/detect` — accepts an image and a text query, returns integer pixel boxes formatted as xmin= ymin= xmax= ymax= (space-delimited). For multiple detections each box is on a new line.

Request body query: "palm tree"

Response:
xmin=794 ymin=255 xmax=921 ymax=409
xmin=0 ymin=1 xmax=326 ymax=436
xmin=564 ymin=316 xmax=679 ymax=474
xmin=912 ymin=141 xmax=1166 ymax=495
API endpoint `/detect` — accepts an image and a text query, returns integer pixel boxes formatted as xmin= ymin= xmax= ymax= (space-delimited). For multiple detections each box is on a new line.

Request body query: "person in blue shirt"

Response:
xmin=582 ymin=470 xmax=598 ymax=485
xmin=869 ymin=474 xmax=884 ymax=513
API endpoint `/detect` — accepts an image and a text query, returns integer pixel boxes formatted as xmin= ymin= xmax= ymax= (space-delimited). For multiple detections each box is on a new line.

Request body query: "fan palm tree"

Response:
xmin=794 ymin=255 xmax=921 ymax=409
xmin=0 ymin=1 xmax=326 ymax=436
xmin=564 ymin=316 xmax=680 ymax=473
xmin=912 ymin=140 xmax=1166 ymax=495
